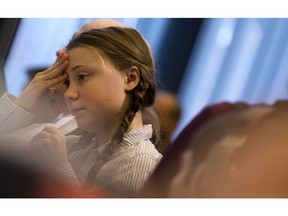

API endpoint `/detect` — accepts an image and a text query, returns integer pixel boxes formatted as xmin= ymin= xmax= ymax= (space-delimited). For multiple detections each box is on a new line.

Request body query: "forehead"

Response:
xmin=66 ymin=46 xmax=117 ymax=73
xmin=67 ymin=45 xmax=102 ymax=56
xmin=67 ymin=46 xmax=106 ymax=64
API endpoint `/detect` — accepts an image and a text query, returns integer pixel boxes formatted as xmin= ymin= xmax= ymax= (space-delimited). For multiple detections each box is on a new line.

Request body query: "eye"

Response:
xmin=78 ymin=74 xmax=87 ymax=82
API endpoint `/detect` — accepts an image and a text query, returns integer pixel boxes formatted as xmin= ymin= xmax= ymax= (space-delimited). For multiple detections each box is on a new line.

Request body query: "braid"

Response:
xmin=85 ymin=78 xmax=150 ymax=187
xmin=65 ymin=27 xmax=160 ymax=187
xmin=110 ymin=77 xmax=149 ymax=148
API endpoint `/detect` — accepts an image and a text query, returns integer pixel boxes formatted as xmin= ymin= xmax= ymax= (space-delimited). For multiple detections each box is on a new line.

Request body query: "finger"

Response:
xmin=43 ymin=59 xmax=69 ymax=81
xmin=31 ymin=140 xmax=56 ymax=161
xmin=52 ymin=51 xmax=68 ymax=67
xmin=30 ymin=128 xmax=54 ymax=140
xmin=30 ymin=140 xmax=42 ymax=152
xmin=46 ymin=72 xmax=69 ymax=88
xmin=42 ymin=125 xmax=60 ymax=134
xmin=30 ymin=138 xmax=51 ymax=152
xmin=56 ymin=49 xmax=65 ymax=58
xmin=41 ymin=138 xmax=55 ymax=150
xmin=37 ymin=54 xmax=67 ymax=80
xmin=53 ymin=52 xmax=68 ymax=67
xmin=40 ymin=53 xmax=67 ymax=76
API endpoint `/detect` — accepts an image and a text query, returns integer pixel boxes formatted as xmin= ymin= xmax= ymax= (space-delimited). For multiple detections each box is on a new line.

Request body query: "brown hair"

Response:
xmin=66 ymin=27 xmax=160 ymax=149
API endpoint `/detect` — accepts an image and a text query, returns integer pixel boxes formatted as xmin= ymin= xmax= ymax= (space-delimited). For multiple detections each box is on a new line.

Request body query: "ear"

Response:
xmin=124 ymin=66 xmax=140 ymax=92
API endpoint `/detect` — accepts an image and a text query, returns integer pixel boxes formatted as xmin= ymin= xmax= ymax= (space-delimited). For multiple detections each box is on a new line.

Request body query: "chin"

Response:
xmin=75 ymin=119 xmax=97 ymax=133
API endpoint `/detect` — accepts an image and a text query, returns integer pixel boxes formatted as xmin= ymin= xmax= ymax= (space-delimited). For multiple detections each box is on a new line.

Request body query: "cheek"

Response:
xmin=103 ymin=76 xmax=127 ymax=103
xmin=80 ymin=83 xmax=124 ymax=110
xmin=103 ymin=87 xmax=126 ymax=110
xmin=79 ymin=86 xmax=93 ymax=99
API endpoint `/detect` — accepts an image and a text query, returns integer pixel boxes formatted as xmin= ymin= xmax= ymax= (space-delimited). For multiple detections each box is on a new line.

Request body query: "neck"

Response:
xmin=97 ymin=111 xmax=143 ymax=147
xmin=127 ymin=111 xmax=143 ymax=132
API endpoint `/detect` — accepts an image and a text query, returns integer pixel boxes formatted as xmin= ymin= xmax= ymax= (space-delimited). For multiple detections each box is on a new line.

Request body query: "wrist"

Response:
xmin=14 ymin=98 xmax=34 ymax=114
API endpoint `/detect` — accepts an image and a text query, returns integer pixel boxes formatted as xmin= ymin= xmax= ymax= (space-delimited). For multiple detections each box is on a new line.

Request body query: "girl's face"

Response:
xmin=64 ymin=46 xmax=128 ymax=136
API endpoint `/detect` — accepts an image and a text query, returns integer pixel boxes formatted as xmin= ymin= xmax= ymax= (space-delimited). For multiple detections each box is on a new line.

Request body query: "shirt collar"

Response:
xmin=121 ymin=124 xmax=153 ymax=147
xmin=97 ymin=124 xmax=153 ymax=153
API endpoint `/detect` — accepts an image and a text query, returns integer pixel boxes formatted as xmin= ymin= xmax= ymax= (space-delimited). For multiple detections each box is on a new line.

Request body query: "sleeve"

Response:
xmin=53 ymin=162 xmax=81 ymax=190
xmin=51 ymin=136 xmax=83 ymax=192
xmin=0 ymin=93 xmax=35 ymax=134
xmin=122 ymin=152 xmax=162 ymax=193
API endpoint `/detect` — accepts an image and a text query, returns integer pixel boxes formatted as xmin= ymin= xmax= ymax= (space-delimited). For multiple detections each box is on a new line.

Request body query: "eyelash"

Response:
xmin=63 ymin=74 xmax=87 ymax=88
xmin=78 ymin=74 xmax=86 ymax=81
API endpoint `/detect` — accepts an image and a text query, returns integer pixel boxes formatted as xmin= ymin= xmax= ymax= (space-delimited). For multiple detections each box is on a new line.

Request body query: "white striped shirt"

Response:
xmin=60 ymin=125 xmax=162 ymax=194
xmin=0 ymin=93 xmax=162 ymax=194
xmin=0 ymin=93 xmax=34 ymax=134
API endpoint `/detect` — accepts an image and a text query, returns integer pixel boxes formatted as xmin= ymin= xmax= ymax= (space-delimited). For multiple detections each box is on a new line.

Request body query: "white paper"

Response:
xmin=4 ymin=115 xmax=77 ymax=144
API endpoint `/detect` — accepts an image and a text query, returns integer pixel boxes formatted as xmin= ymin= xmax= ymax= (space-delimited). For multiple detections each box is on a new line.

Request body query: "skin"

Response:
xmin=166 ymin=107 xmax=288 ymax=198
xmin=167 ymin=149 xmax=194 ymax=198
xmin=31 ymin=45 xmax=142 ymax=165
xmin=15 ymin=20 xmax=126 ymax=124
xmin=30 ymin=126 xmax=67 ymax=166
xmin=64 ymin=46 xmax=139 ymax=145
xmin=22 ymin=20 xmax=129 ymax=166
xmin=14 ymin=51 xmax=69 ymax=123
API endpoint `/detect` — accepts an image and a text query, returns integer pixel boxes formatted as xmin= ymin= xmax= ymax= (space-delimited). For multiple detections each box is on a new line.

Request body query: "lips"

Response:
xmin=71 ymin=107 xmax=85 ymax=116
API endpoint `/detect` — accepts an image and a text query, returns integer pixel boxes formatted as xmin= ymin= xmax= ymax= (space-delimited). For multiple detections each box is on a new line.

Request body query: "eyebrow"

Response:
xmin=70 ymin=65 xmax=88 ymax=72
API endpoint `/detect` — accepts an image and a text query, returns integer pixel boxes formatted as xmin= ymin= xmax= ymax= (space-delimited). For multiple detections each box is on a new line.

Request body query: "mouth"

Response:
xmin=71 ymin=108 xmax=85 ymax=116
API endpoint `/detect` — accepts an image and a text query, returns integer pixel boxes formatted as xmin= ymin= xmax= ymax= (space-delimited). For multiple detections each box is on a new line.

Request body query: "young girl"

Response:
xmin=0 ymin=20 xmax=125 ymax=136
xmin=30 ymin=27 xmax=162 ymax=195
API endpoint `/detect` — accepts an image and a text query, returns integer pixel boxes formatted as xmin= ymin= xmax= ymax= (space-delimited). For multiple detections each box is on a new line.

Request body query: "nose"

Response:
xmin=64 ymin=83 xmax=79 ymax=101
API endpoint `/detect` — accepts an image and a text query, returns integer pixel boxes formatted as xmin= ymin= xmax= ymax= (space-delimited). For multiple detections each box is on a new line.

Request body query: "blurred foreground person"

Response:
xmin=165 ymin=100 xmax=288 ymax=198
xmin=139 ymin=100 xmax=288 ymax=197
xmin=0 ymin=137 xmax=85 ymax=198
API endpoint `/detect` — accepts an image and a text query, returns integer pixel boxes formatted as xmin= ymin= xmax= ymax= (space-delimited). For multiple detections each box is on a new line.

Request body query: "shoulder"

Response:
xmin=121 ymin=141 xmax=162 ymax=173
xmin=132 ymin=140 xmax=162 ymax=160
xmin=112 ymin=140 xmax=162 ymax=167
xmin=192 ymin=105 xmax=288 ymax=197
